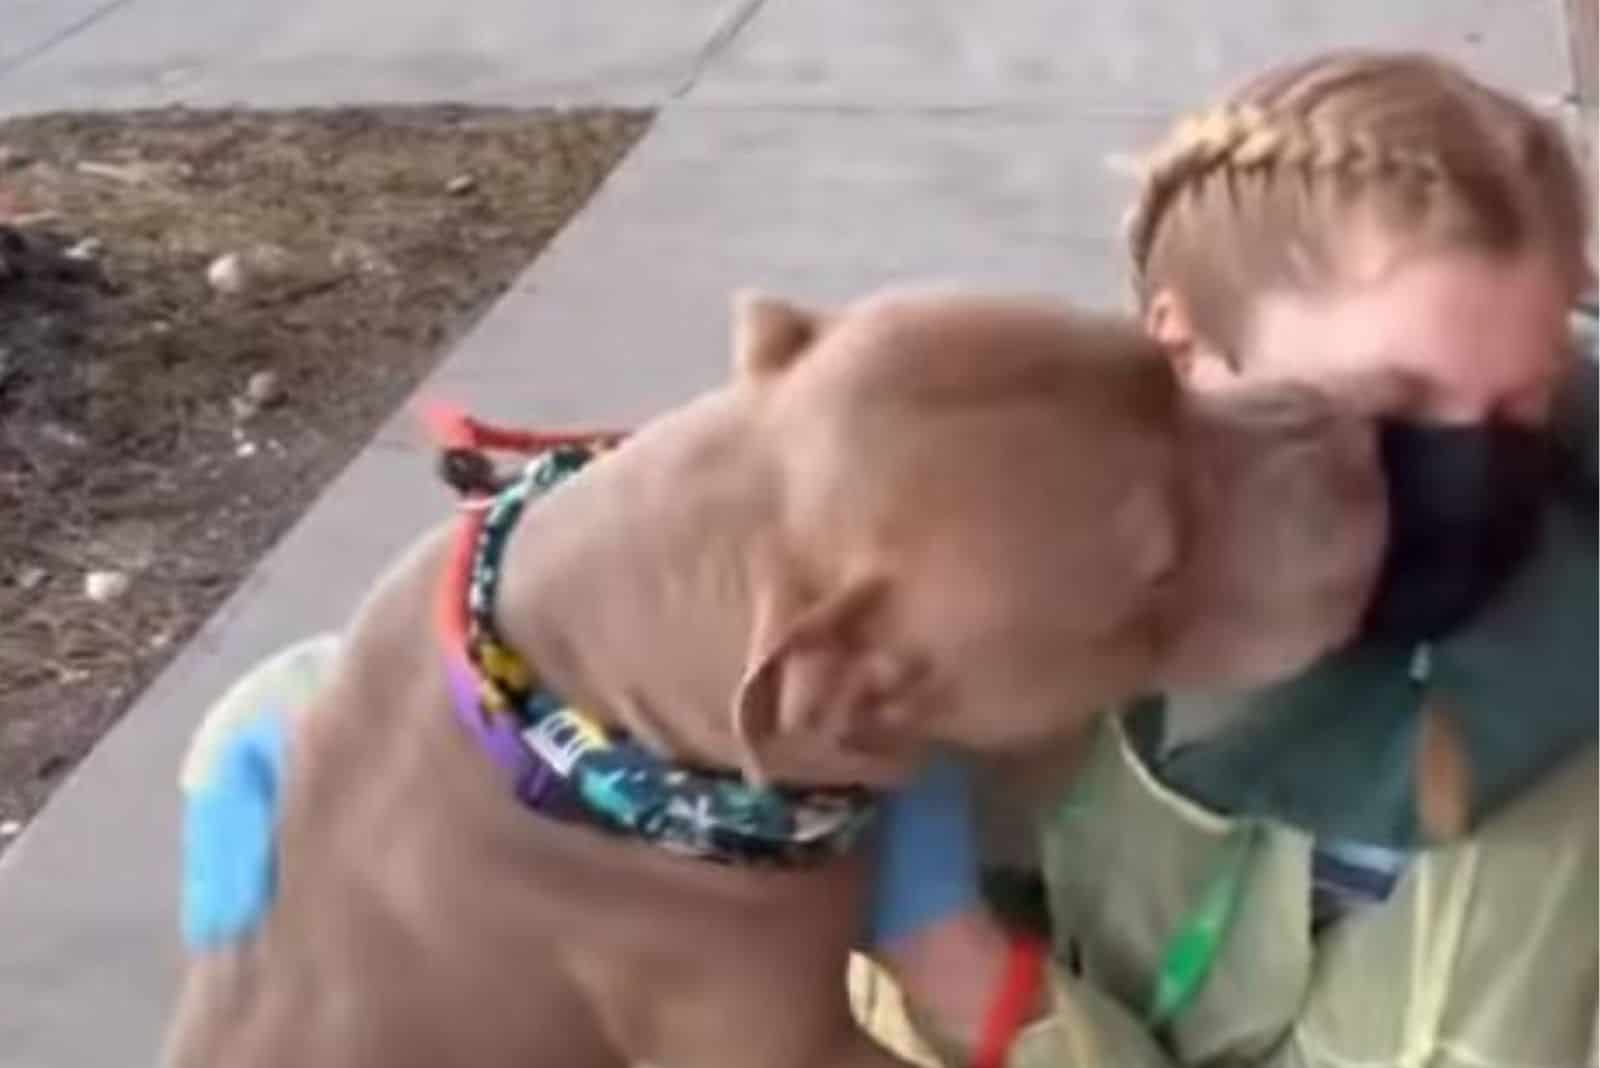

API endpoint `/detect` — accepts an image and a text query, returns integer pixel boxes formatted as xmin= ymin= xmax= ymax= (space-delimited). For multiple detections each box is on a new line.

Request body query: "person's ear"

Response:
xmin=1145 ymin=289 xmax=1237 ymax=391
xmin=730 ymin=570 xmax=928 ymax=787
xmin=731 ymin=289 xmax=822 ymax=379
xmin=1144 ymin=289 xmax=1194 ymax=367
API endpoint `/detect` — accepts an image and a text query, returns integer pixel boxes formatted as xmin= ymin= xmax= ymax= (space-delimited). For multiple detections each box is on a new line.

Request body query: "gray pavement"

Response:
xmin=0 ymin=3 xmax=1583 ymax=1065
xmin=689 ymin=0 xmax=1568 ymax=108
xmin=0 ymin=1 xmax=761 ymax=113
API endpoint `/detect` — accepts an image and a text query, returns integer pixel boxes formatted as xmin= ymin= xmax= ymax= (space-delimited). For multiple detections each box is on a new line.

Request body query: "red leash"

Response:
xmin=417 ymin=398 xmax=627 ymax=653
xmin=974 ymin=936 xmax=1048 ymax=1068
xmin=418 ymin=400 xmax=626 ymax=456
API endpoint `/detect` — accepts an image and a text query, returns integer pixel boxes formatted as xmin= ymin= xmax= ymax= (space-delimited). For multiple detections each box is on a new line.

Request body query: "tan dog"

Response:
xmin=161 ymin=287 xmax=1384 ymax=1068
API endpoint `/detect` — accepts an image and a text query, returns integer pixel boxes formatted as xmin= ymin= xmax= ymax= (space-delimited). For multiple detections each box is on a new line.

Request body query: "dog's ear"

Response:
xmin=730 ymin=572 xmax=927 ymax=787
xmin=732 ymin=289 xmax=821 ymax=378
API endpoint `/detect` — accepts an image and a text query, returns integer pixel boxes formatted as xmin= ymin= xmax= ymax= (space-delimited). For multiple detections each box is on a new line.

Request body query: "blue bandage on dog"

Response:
xmin=867 ymin=751 xmax=983 ymax=948
xmin=177 ymin=635 xmax=337 ymax=952
xmin=181 ymin=705 xmax=288 ymax=951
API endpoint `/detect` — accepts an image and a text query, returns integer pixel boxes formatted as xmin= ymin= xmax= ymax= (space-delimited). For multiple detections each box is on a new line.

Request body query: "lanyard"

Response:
xmin=1143 ymin=823 xmax=1260 ymax=1031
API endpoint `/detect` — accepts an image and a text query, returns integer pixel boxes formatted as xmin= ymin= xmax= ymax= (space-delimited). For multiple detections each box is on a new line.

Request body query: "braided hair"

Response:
xmin=1123 ymin=51 xmax=1588 ymax=354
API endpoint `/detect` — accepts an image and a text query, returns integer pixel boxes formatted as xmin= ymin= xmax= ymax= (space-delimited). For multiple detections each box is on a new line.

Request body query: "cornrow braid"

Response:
xmin=1124 ymin=103 xmax=1447 ymax=292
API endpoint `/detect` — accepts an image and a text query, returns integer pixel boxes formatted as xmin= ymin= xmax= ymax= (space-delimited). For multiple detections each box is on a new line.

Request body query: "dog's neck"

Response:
xmin=486 ymin=391 xmax=775 ymax=773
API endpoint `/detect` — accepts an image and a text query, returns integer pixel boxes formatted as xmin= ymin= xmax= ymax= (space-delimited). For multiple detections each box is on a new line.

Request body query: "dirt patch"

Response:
xmin=0 ymin=105 xmax=649 ymax=849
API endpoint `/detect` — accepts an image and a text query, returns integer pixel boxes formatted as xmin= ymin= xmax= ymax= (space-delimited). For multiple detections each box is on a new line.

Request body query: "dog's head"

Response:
xmin=725 ymin=287 xmax=1385 ymax=785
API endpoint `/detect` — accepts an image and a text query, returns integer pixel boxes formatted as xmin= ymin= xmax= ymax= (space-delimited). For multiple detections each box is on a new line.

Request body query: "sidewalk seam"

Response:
xmin=676 ymin=99 xmax=1173 ymax=120
xmin=0 ymin=0 xmax=138 ymax=80
xmin=670 ymin=0 xmax=769 ymax=100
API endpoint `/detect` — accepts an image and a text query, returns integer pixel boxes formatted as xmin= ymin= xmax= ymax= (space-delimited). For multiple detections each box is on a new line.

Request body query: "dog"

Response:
xmin=161 ymin=286 xmax=1385 ymax=1068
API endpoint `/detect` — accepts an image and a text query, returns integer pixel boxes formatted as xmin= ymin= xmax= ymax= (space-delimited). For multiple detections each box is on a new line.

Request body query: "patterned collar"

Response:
xmin=429 ymin=410 xmax=876 ymax=867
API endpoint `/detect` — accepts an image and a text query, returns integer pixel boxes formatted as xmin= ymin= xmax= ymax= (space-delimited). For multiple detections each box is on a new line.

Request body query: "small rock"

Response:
xmin=206 ymin=252 xmax=247 ymax=294
xmin=75 ymin=158 xmax=188 ymax=185
xmin=150 ymin=319 xmax=172 ymax=336
xmin=84 ymin=569 xmax=130 ymax=603
xmin=65 ymin=236 xmax=103 ymax=261
xmin=206 ymin=244 xmax=294 ymax=296
xmin=38 ymin=422 xmax=87 ymax=451
xmin=149 ymin=631 xmax=173 ymax=650
xmin=236 ymin=440 xmax=259 ymax=458
xmin=446 ymin=173 xmax=478 ymax=196
xmin=75 ymin=159 xmax=153 ymax=184
xmin=230 ymin=395 xmax=260 ymax=423
xmin=15 ymin=565 xmax=46 ymax=590
xmin=245 ymin=369 xmax=282 ymax=407
xmin=0 ymin=820 xmax=21 ymax=838
xmin=0 ymin=145 xmax=32 ymax=171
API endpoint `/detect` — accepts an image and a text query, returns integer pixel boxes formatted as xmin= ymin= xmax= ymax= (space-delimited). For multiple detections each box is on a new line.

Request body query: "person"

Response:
xmin=853 ymin=50 xmax=1598 ymax=1068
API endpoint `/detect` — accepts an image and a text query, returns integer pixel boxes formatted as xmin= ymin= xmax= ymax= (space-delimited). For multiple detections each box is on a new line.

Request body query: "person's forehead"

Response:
xmin=1257 ymin=247 xmax=1570 ymax=397
xmin=1361 ymin=251 xmax=1568 ymax=391
xmin=1382 ymin=249 xmax=1565 ymax=332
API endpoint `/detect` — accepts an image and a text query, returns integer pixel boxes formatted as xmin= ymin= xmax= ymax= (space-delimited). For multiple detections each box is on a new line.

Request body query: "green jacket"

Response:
xmin=854 ymin=733 xmax=1596 ymax=1068
xmin=853 ymin=312 xmax=1598 ymax=1068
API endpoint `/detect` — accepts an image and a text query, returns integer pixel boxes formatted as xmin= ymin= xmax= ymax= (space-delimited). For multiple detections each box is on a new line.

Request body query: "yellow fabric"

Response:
xmin=848 ymin=949 xmax=948 ymax=1068
xmin=851 ymin=718 xmax=1598 ymax=1068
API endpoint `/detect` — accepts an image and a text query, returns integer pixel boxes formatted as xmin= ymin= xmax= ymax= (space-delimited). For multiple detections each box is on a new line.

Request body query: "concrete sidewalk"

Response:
xmin=0 ymin=3 xmax=1579 ymax=1065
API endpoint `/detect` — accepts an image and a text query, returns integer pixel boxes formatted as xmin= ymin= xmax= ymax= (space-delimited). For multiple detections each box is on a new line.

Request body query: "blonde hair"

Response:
xmin=1125 ymin=51 xmax=1590 ymax=357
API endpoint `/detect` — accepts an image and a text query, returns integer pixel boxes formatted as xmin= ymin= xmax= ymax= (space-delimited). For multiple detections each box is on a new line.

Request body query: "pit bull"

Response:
xmin=161 ymin=286 xmax=1384 ymax=1068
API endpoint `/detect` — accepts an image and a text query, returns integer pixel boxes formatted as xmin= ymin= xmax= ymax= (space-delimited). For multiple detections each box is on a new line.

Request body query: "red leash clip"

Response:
xmin=416 ymin=399 xmax=627 ymax=499
xmin=421 ymin=398 xmax=627 ymax=644
xmin=418 ymin=399 xmax=625 ymax=455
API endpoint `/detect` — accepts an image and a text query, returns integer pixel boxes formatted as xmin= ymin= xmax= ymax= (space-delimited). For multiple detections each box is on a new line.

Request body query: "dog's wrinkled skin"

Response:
xmin=162 ymin=288 xmax=1385 ymax=1068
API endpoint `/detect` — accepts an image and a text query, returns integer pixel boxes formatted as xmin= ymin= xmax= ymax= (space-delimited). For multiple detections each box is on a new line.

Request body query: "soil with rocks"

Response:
xmin=0 ymin=105 xmax=648 ymax=852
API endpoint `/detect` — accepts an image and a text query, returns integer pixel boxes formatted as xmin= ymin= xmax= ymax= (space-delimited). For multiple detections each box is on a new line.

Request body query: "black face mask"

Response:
xmin=1359 ymin=420 xmax=1552 ymax=645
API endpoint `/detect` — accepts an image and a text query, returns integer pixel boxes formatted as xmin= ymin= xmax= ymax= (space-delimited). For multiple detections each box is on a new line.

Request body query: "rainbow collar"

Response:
xmin=430 ymin=417 xmax=875 ymax=867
